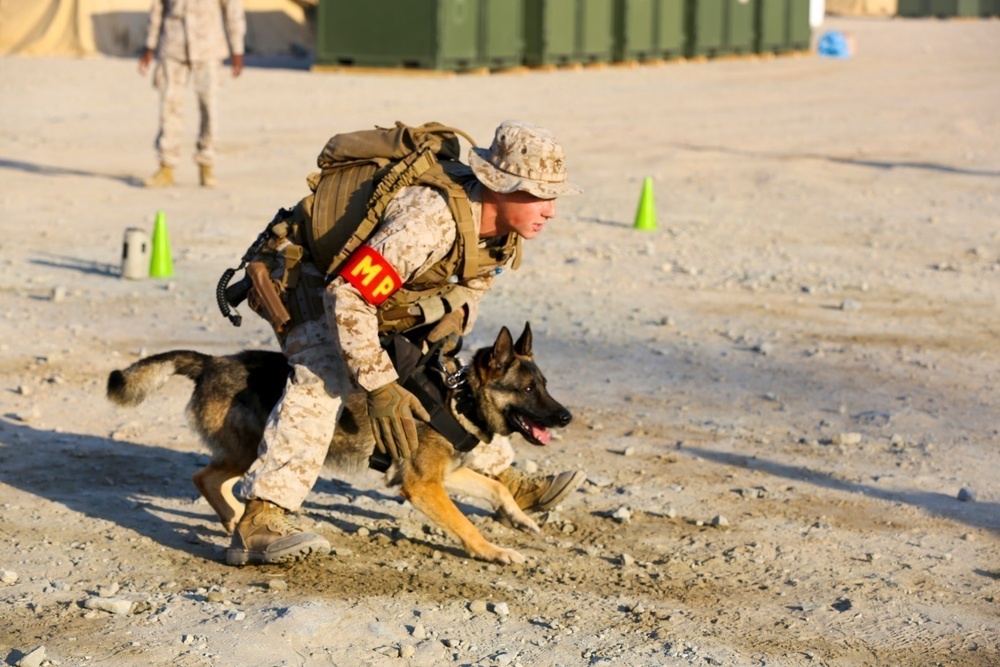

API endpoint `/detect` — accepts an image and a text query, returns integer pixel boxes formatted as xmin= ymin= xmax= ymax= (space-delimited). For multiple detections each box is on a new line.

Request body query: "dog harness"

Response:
xmin=369 ymin=334 xmax=481 ymax=472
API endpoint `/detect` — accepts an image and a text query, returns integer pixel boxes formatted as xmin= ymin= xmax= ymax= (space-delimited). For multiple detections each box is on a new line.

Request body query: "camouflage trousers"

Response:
xmin=152 ymin=58 xmax=220 ymax=167
xmin=241 ymin=319 xmax=515 ymax=512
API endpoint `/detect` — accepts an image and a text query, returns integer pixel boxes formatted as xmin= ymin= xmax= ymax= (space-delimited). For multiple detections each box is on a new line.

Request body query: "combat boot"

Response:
xmin=199 ymin=163 xmax=217 ymax=188
xmin=496 ymin=468 xmax=586 ymax=512
xmin=226 ymin=499 xmax=330 ymax=566
xmin=144 ymin=164 xmax=174 ymax=188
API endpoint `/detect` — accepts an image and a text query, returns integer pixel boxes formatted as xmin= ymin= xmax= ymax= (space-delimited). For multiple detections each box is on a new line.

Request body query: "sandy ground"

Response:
xmin=1 ymin=15 xmax=999 ymax=667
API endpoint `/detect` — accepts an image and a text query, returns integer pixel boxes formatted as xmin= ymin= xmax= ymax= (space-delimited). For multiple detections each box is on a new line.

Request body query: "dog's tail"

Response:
xmin=107 ymin=350 xmax=210 ymax=407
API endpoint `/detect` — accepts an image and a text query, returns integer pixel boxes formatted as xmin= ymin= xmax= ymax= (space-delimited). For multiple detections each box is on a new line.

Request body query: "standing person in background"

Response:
xmin=138 ymin=0 xmax=246 ymax=188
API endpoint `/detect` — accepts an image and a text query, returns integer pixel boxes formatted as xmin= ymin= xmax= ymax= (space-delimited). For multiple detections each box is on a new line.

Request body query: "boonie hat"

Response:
xmin=469 ymin=120 xmax=581 ymax=199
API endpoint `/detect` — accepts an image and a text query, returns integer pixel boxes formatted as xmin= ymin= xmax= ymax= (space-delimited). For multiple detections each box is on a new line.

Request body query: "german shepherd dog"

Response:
xmin=106 ymin=323 xmax=572 ymax=564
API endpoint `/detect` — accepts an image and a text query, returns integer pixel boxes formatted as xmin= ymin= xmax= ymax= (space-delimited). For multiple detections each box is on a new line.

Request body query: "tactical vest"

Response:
xmin=373 ymin=209 xmax=523 ymax=334
xmin=220 ymin=122 xmax=522 ymax=339
xmin=294 ymin=175 xmax=522 ymax=334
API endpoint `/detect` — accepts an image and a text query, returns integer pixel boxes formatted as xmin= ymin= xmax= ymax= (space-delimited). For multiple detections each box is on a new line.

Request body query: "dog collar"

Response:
xmin=448 ymin=388 xmax=491 ymax=446
xmin=436 ymin=356 xmax=469 ymax=389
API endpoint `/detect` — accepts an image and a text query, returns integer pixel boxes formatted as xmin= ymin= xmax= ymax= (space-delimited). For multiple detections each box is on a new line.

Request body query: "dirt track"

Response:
xmin=1 ymin=16 xmax=999 ymax=667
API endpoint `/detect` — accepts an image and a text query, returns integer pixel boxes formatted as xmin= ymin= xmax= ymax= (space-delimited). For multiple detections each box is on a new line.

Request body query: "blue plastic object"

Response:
xmin=817 ymin=30 xmax=852 ymax=59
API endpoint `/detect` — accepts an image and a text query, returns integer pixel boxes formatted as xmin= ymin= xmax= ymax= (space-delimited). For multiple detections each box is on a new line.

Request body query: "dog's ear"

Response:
xmin=486 ymin=326 xmax=515 ymax=374
xmin=513 ymin=322 xmax=533 ymax=357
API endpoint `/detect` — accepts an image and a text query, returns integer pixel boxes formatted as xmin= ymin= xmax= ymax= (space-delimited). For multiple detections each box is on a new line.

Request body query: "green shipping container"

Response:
xmin=897 ymin=0 xmax=930 ymax=15
xmin=726 ymin=0 xmax=756 ymax=55
xmin=929 ymin=0 xmax=981 ymax=15
xmin=480 ymin=0 xmax=523 ymax=69
xmin=895 ymin=0 xmax=993 ymax=17
xmin=524 ymin=0 xmax=577 ymax=66
xmin=316 ymin=0 xmax=480 ymax=71
xmin=524 ymin=0 xmax=613 ymax=66
xmin=756 ymin=0 xmax=787 ymax=52
xmin=787 ymin=0 xmax=810 ymax=49
xmin=686 ymin=0 xmax=756 ymax=57
xmin=686 ymin=0 xmax=725 ymax=56
xmin=756 ymin=0 xmax=810 ymax=53
xmin=614 ymin=0 xmax=657 ymax=62
xmin=654 ymin=0 xmax=686 ymax=58
xmin=578 ymin=0 xmax=615 ymax=63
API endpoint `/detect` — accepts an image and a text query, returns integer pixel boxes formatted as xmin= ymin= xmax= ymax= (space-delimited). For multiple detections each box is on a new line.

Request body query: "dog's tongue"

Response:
xmin=529 ymin=422 xmax=551 ymax=445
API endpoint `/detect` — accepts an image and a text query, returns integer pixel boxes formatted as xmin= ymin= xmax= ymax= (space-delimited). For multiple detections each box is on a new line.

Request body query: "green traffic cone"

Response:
xmin=149 ymin=211 xmax=174 ymax=278
xmin=633 ymin=177 xmax=657 ymax=231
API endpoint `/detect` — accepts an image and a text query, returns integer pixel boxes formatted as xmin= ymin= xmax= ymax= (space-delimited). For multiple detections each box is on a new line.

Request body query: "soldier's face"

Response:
xmin=493 ymin=190 xmax=556 ymax=240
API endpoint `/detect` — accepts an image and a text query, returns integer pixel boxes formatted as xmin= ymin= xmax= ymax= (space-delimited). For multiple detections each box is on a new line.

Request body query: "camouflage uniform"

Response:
xmin=228 ymin=121 xmax=585 ymax=566
xmin=242 ymin=182 xmax=512 ymax=509
xmin=144 ymin=0 xmax=245 ymax=167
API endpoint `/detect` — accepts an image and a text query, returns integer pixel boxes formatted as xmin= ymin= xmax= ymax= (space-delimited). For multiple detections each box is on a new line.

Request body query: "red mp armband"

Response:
xmin=339 ymin=246 xmax=402 ymax=306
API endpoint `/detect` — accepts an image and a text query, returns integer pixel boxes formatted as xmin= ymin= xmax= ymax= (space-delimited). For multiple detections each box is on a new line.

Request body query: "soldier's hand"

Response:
xmin=426 ymin=308 xmax=465 ymax=355
xmin=138 ymin=48 xmax=154 ymax=75
xmin=367 ymin=381 xmax=430 ymax=460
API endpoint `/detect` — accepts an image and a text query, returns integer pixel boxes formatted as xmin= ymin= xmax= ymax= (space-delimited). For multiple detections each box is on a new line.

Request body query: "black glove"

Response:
xmin=367 ymin=381 xmax=430 ymax=460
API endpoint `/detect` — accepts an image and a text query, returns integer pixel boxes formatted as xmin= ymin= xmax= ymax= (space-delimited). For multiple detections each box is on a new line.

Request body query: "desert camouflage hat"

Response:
xmin=468 ymin=120 xmax=581 ymax=200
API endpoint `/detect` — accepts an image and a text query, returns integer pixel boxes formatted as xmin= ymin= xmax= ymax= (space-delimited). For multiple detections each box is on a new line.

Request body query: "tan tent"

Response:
xmin=826 ymin=0 xmax=898 ymax=15
xmin=0 ymin=0 xmax=313 ymax=57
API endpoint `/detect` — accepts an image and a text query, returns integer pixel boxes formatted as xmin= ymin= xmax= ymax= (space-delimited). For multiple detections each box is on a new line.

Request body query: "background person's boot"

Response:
xmin=199 ymin=164 xmax=217 ymax=187
xmin=144 ymin=164 xmax=174 ymax=188
xmin=226 ymin=499 xmax=330 ymax=566
xmin=496 ymin=468 xmax=586 ymax=512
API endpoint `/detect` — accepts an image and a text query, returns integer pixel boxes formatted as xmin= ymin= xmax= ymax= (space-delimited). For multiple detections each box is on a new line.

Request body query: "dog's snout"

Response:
xmin=556 ymin=409 xmax=572 ymax=427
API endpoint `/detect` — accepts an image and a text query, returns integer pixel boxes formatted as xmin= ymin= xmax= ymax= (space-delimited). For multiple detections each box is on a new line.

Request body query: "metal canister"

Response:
xmin=121 ymin=227 xmax=150 ymax=280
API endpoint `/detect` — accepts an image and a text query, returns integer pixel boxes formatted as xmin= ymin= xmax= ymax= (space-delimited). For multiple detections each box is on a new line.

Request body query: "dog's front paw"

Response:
xmin=505 ymin=511 xmax=540 ymax=534
xmin=474 ymin=543 xmax=526 ymax=565
xmin=491 ymin=547 xmax=526 ymax=565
